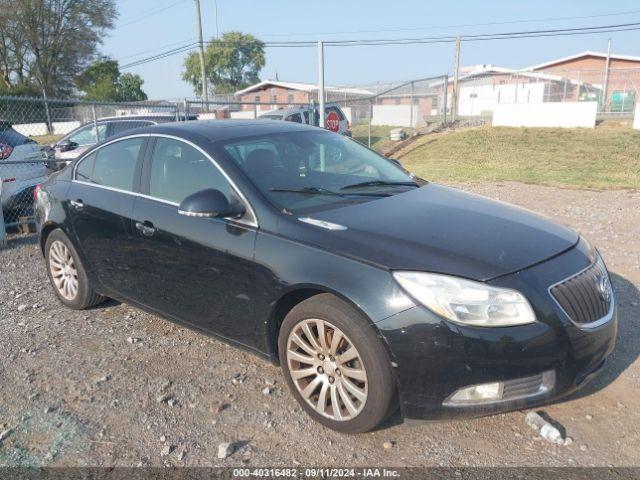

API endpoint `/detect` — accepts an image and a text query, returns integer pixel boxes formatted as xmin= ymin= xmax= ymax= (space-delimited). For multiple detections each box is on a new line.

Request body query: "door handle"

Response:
xmin=135 ymin=221 xmax=156 ymax=237
xmin=69 ymin=199 xmax=84 ymax=210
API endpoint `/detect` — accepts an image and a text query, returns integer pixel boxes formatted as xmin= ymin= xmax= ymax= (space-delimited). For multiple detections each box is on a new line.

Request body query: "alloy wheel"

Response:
xmin=286 ymin=318 xmax=368 ymax=421
xmin=49 ymin=240 xmax=79 ymax=301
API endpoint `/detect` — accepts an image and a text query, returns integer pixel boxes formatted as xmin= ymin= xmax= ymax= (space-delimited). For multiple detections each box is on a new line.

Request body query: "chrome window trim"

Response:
xmin=71 ymin=133 xmax=259 ymax=228
xmin=547 ymin=254 xmax=615 ymax=330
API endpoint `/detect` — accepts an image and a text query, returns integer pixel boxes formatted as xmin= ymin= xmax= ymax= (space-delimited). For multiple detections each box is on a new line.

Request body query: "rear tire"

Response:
xmin=45 ymin=229 xmax=105 ymax=310
xmin=278 ymin=294 xmax=396 ymax=434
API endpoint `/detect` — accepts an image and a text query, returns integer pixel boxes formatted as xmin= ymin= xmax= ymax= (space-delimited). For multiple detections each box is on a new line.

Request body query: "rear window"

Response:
xmin=75 ymin=138 xmax=143 ymax=192
xmin=285 ymin=113 xmax=303 ymax=123
xmin=0 ymin=125 xmax=35 ymax=147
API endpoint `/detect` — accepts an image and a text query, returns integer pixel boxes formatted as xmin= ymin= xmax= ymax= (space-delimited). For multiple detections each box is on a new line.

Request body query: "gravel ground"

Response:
xmin=0 ymin=181 xmax=638 ymax=468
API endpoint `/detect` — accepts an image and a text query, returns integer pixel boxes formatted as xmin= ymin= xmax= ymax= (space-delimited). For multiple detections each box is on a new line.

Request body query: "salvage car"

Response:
xmin=35 ymin=120 xmax=617 ymax=433
xmin=45 ymin=114 xmax=195 ymax=167
xmin=260 ymin=104 xmax=351 ymax=136
xmin=1 ymin=121 xmax=48 ymax=220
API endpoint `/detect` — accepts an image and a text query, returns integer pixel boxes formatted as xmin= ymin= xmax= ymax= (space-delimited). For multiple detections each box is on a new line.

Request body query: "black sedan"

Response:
xmin=35 ymin=120 xmax=617 ymax=433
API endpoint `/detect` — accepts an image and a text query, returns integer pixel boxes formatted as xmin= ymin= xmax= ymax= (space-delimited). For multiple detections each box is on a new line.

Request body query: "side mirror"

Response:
xmin=56 ymin=139 xmax=76 ymax=152
xmin=178 ymin=188 xmax=246 ymax=219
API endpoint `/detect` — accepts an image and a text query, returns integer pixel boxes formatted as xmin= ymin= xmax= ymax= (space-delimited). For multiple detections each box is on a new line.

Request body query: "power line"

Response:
xmin=119 ymin=0 xmax=189 ymax=28
xmin=120 ymin=43 xmax=199 ymax=69
xmin=255 ymin=8 xmax=640 ymax=38
xmin=119 ymin=21 xmax=640 ymax=69
xmin=322 ymin=21 xmax=640 ymax=45
xmin=118 ymin=37 xmax=197 ymax=61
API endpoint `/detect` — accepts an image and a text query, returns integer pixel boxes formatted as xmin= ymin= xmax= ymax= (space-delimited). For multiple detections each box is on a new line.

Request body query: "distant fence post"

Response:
xmin=175 ymin=102 xmax=180 ymax=122
xmin=0 ymin=182 xmax=6 ymax=247
xmin=443 ymin=75 xmax=448 ymax=124
xmin=368 ymin=99 xmax=373 ymax=148
xmin=409 ymin=81 xmax=415 ymax=128
xmin=42 ymin=89 xmax=53 ymax=135
xmin=91 ymin=104 xmax=98 ymax=139
xmin=184 ymin=99 xmax=190 ymax=119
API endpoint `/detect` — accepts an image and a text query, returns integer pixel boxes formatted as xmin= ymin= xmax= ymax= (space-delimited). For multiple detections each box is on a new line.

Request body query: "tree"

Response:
xmin=116 ymin=73 xmax=147 ymax=102
xmin=76 ymin=59 xmax=120 ymax=100
xmin=183 ymin=31 xmax=265 ymax=96
xmin=0 ymin=0 xmax=117 ymax=96
xmin=76 ymin=58 xmax=147 ymax=102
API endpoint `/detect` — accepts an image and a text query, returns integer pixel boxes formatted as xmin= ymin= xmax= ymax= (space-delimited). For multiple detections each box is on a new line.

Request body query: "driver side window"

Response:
xmin=148 ymin=138 xmax=237 ymax=205
xmin=68 ymin=123 xmax=107 ymax=146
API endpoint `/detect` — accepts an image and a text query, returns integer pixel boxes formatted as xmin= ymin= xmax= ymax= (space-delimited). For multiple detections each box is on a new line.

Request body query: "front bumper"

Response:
xmin=376 ymin=239 xmax=618 ymax=420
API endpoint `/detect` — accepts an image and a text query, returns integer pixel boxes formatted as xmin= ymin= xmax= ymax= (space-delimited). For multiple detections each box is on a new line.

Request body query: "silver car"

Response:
xmin=260 ymin=105 xmax=351 ymax=136
xmin=47 ymin=115 xmax=189 ymax=167
xmin=0 ymin=121 xmax=47 ymax=216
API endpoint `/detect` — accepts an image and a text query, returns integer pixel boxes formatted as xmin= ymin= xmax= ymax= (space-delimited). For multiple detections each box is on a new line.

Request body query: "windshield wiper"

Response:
xmin=269 ymin=186 xmax=345 ymax=196
xmin=340 ymin=180 xmax=419 ymax=190
xmin=269 ymin=186 xmax=390 ymax=197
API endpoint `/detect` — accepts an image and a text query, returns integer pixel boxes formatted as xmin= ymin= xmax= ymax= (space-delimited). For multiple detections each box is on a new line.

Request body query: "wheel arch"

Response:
xmin=40 ymin=221 xmax=63 ymax=255
xmin=265 ymin=284 xmax=397 ymax=367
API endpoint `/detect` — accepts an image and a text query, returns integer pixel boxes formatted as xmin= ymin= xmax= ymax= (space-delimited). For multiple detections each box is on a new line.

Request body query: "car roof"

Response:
xmin=261 ymin=106 xmax=305 ymax=117
xmin=97 ymin=115 xmax=181 ymax=123
xmin=260 ymin=104 xmax=343 ymax=117
xmin=109 ymin=119 xmax=322 ymax=143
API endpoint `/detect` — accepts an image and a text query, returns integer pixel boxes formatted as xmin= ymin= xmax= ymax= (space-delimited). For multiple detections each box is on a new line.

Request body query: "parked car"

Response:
xmin=260 ymin=104 xmax=351 ymax=136
xmin=1 ymin=120 xmax=48 ymax=219
xmin=35 ymin=120 xmax=616 ymax=434
xmin=45 ymin=114 xmax=195 ymax=168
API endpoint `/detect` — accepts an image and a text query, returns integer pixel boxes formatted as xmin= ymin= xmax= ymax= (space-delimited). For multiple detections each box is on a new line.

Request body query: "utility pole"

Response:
xmin=317 ymin=40 xmax=325 ymax=128
xmin=452 ymin=36 xmax=461 ymax=121
xmin=194 ymin=0 xmax=209 ymax=106
xmin=213 ymin=0 xmax=219 ymax=39
xmin=602 ymin=38 xmax=612 ymax=113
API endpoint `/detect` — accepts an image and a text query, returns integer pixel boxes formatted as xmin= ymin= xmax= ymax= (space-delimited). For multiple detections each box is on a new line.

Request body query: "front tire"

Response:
xmin=278 ymin=294 xmax=396 ymax=434
xmin=45 ymin=229 xmax=105 ymax=310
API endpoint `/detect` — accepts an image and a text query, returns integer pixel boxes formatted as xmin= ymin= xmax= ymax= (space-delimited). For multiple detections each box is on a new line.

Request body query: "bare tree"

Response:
xmin=0 ymin=0 xmax=117 ymax=96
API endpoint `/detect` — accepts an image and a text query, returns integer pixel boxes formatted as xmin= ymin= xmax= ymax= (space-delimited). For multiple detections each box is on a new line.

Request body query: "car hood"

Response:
xmin=283 ymin=183 xmax=579 ymax=281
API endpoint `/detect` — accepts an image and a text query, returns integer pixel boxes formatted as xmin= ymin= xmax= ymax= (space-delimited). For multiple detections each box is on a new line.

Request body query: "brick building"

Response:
xmin=234 ymin=80 xmax=371 ymax=111
xmin=526 ymin=51 xmax=640 ymax=110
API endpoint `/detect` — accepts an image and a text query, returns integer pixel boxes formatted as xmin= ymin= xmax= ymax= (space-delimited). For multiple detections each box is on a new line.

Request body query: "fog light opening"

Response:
xmin=444 ymin=370 xmax=556 ymax=407
xmin=447 ymin=381 xmax=504 ymax=405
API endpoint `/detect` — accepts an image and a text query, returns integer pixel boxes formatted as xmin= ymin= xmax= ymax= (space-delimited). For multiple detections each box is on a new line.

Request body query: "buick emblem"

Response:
xmin=598 ymin=274 xmax=611 ymax=303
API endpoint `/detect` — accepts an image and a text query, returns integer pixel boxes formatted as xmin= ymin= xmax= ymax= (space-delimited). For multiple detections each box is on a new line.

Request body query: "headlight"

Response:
xmin=392 ymin=271 xmax=536 ymax=327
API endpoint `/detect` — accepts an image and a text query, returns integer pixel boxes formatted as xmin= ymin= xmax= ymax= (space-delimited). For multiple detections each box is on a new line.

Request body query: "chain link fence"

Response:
xmin=415 ymin=68 xmax=640 ymax=120
xmin=0 ymin=158 xmax=48 ymax=240
xmin=1 ymin=66 xmax=638 ymax=243
xmin=0 ymin=96 xmax=181 ymax=240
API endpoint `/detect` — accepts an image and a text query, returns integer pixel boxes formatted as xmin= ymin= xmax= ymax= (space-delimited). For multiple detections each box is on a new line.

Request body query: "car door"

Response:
xmin=67 ymin=136 xmax=146 ymax=298
xmin=129 ymin=136 xmax=258 ymax=346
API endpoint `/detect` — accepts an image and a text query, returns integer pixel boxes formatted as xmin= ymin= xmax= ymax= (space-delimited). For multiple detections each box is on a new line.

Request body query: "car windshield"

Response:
xmin=218 ymin=130 xmax=418 ymax=214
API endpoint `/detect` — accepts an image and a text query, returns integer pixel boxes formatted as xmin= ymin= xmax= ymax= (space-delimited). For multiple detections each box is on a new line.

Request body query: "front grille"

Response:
xmin=502 ymin=371 xmax=554 ymax=400
xmin=550 ymin=255 xmax=612 ymax=325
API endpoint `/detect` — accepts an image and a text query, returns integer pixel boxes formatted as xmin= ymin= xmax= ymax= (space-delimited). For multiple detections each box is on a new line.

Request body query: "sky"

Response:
xmin=102 ymin=0 xmax=640 ymax=100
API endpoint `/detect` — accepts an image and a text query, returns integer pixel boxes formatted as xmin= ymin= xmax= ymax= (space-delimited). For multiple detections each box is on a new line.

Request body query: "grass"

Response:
xmin=352 ymin=124 xmax=415 ymax=152
xmin=31 ymin=134 xmax=63 ymax=145
xmin=398 ymin=125 xmax=640 ymax=190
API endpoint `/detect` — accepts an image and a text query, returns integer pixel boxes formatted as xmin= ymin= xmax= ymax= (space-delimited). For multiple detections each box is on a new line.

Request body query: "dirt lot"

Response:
xmin=1 ymin=181 xmax=639 ymax=468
